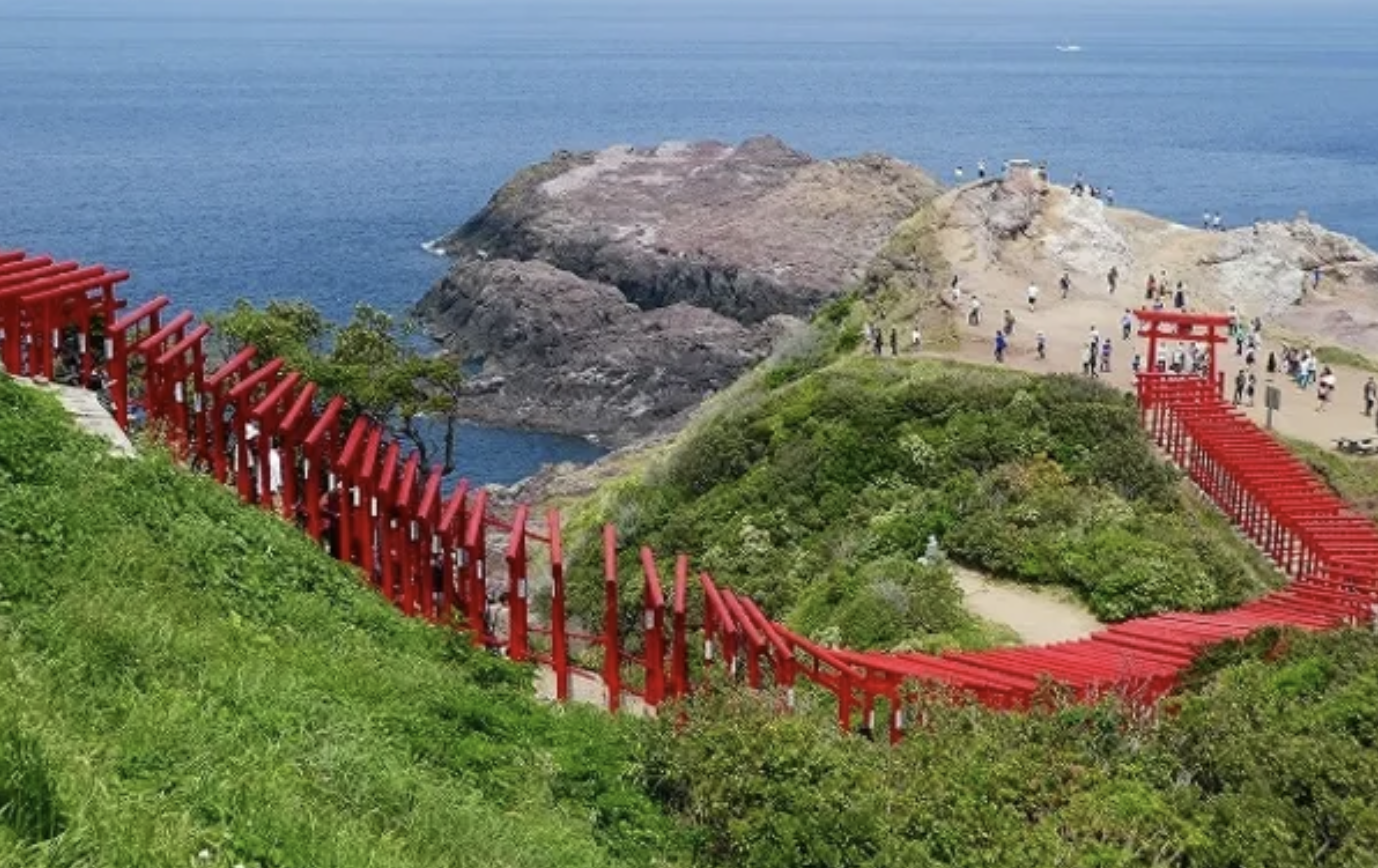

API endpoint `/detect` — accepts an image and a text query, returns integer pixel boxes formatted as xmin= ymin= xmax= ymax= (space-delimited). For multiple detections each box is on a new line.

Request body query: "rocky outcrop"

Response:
xmin=431 ymin=136 xmax=939 ymax=324
xmin=419 ymin=137 xmax=939 ymax=442
xmin=418 ymin=259 xmax=798 ymax=444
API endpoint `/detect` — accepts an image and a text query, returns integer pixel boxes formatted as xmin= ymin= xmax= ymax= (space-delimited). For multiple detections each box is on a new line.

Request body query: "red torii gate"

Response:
xmin=1136 ymin=307 xmax=1233 ymax=381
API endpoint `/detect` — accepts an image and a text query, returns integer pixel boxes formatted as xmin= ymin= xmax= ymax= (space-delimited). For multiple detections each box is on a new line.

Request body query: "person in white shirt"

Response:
xmin=1026 ymin=283 xmax=1039 ymax=310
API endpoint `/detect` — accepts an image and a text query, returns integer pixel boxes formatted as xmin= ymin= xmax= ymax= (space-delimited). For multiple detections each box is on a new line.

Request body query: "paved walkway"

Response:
xmin=14 ymin=376 xmax=134 ymax=457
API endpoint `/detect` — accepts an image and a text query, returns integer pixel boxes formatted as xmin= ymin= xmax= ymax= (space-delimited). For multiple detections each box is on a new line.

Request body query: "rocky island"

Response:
xmin=416 ymin=136 xmax=940 ymax=443
xmin=419 ymin=135 xmax=1378 ymax=445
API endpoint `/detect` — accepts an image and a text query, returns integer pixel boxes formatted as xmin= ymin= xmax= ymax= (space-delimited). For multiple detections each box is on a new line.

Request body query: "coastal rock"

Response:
xmin=418 ymin=259 xmax=790 ymax=444
xmin=419 ymin=137 xmax=937 ymax=441
xmin=432 ymin=136 xmax=940 ymax=324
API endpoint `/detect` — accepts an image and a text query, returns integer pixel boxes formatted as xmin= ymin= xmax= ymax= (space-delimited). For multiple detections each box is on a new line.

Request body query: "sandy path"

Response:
xmin=927 ymin=283 xmax=1378 ymax=453
xmin=952 ymin=566 xmax=1103 ymax=645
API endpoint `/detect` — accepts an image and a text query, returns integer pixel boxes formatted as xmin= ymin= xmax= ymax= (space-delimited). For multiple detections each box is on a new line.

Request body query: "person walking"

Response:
xmin=1233 ymin=370 xmax=1246 ymax=405
xmin=1364 ymin=376 xmax=1377 ymax=416
xmin=1059 ymin=272 xmax=1072 ymax=299
xmin=911 ymin=323 xmax=922 ymax=352
xmin=1036 ymin=331 xmax=1047 ymax=360
xmin=1003 ymin=309 xmax=1016 ymax=336
xmin=994 ymin=329 xmax=1007 ymax=363
xmin=890 ymin=328 xmax=898 ymax=356
xmin=968 ymin=296 xmax=982 ymax=326
xmin=1027 ymin=282 xmax=1039 ymax=311
xmin=1317 ymin=367 xmax=1337 ymax=411
xmin=1107 ymin=266 xmax=1119 ymax=294
xmin=1121 ymin=309 xmax=1134 ymax=341
xmin=1100 ymin=338 xmax=1112 ymax=373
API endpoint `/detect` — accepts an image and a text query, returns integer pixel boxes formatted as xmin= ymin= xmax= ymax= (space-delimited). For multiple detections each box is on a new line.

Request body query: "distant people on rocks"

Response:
xmin=1246 ymin=372 xmax=1257 ymax=406
xmin=1146 ymin=273 xmax=1157 ymax=299
xmin=954 ymin=165 xmax=965 ymax=183
xmin=994 ymin=329 xmax=1007 ymax=363
xmin=1173 ymin=284 xmax=1187 ymax=311
xmin=1313 ymin=266 xmax=1323 ymax=290
xmin=977 ymin=159 xmax=987 ymax=179
xmin=872 ymin=326 xmax=883 ymax=356
xmin=1106 ymin=187 xmax=1115 ymax=206
xmin=1107 ymin=265 xmax=1119 ymax=293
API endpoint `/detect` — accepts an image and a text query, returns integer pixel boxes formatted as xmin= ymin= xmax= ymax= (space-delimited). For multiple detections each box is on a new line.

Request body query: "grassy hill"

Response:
xmin=5 ymin=370 xmax=1378 ymax=868
xmin=0 ymin=376 xmax=680 ymax=867
xmin=563 ymin=341 xmax=1281 ymax=650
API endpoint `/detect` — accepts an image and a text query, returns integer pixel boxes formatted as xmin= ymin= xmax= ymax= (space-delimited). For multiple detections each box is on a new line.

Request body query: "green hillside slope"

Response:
xmin=0 ymin=376 xmax=680 ymax=868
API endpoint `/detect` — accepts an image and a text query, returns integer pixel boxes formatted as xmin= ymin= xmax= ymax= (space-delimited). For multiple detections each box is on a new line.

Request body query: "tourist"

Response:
xmin=1105 ymin=187 xmax=1115 ymax=206
xmin=977 ymin=159 xmax=987 ymax=179
xmin=1213 ymin=213 xmax=1224 ymax=232
xmin=1173 ymin=284 xmax=1186 ymax=311
xmin=1365 ymin=377 xmax=1377 ymax=417
xmin=1107 ymin=265 xmax=1119 ymax=293
xmin=1121 ymin=309 xmax=1134 ymax=341
xmin=1027 ymin=282 xmax=1039 ymax=311
xmin=1081 ymin=343 xmax=1095 ymax=377
xmin=1003 ymin=309 xmax=1016 ymax=336
xmin=994 ymin=330 xmax=1007 ymax=363
xmin=485 ymin=593 xmax=511 ymax=656
xmin=1100 ymin=338 xmax=1112 ymax=373
xmin=969 ymin=296 xmax=982 ymax=326
xmin=1317 ymin=367 xmax=1337 ymax=411
xmin=1246 ymin=372 xmax=1257 ymax=406
xmin=872 ymin=328 xmax=883 ymax=356
xmin=1146 ymin=273 xmax=1157 ymax=299
xmin=1266 ymin=350 xmax=1278 ymax=375
xmin=1313 ymin=266 xmax=1323 ymax=290
xmin=911 ymin=323 xmax=922 ymax=351
xmin=1233 ymin=370 xmax=1246 ymax=405
xmin=1060 ymin=272 xmax=1072 ymax=299
xmin=1203 ymin=210 xmax=1212 ymax=230
xmin=954 ymin=165 xmax=965 ymax=183
xmin=1036 ymin=331 xmax=1047 ymax=360
xmin=890 ymin=328 xmax=898 ymax=356
xmin=1131 ymin=352 xmax=1142 ymax=374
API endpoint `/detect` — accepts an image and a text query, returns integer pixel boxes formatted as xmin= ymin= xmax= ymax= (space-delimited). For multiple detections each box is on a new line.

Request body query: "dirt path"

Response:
xmin=952 ymin=566 xmax=1103 ymax=645
xmin=926 ymin=290 xmax=1378 ymax=454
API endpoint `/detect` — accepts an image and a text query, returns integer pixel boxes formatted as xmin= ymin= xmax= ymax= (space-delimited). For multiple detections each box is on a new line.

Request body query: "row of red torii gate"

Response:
xmin=3 ymin=246 xmax=1376 ymax=741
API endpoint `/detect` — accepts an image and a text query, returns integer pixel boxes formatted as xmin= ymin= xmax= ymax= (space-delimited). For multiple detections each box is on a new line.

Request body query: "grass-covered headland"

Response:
xmin=565 ymin=343 xmax=1280 ymax=650
xmin=4 ymin=369 xmax=1378 ymax=867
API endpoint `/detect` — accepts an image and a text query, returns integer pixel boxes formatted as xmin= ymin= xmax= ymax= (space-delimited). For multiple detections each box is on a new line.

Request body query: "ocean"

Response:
xmin=3 ymin=0 xmax=1377 ymax=482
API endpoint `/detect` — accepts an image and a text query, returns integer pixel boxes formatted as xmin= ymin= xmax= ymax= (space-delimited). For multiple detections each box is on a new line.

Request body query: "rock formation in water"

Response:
xmin=418 ymin=136 xmax=941 ymax=443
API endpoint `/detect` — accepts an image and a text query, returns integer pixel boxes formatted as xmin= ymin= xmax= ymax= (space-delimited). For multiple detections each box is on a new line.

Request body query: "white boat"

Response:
xmin=1057 ymin=44 xmax=1083 ymax=53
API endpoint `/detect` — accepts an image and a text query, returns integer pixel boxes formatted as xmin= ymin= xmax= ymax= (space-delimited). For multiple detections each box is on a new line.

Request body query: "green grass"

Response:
xmin=1286 ymin=436 xmax=1378 ymax=520
xmin=0 ymin=375 xmax=683 ymax=868
xmin=562 ymin=356 xmax=1282 ymax=645
xmin=1314 ymin=345 xmax=1378 ymax=374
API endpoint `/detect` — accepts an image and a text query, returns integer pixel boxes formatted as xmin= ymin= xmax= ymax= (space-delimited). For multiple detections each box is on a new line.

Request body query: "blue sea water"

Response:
xmin=3 ymin=0 xmax=1378 ymax=481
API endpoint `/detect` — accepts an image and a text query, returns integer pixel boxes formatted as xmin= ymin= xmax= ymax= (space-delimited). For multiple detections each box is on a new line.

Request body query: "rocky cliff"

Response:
xmin=418 ymin=136 xmax=940 ymax=443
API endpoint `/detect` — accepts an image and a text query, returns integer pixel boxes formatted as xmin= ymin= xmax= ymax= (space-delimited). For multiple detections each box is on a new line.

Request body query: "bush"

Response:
xmin=563 ymin=357 xmax=1279 ymax=635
